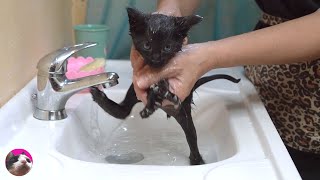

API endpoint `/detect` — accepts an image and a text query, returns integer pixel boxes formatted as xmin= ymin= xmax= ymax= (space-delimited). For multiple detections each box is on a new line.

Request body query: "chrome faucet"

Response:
xmin=33 ymin=42 xmax=119 ymax=120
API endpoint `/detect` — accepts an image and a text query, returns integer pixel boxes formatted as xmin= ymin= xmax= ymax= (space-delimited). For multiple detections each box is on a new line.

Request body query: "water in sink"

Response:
xmin=56 ymin=91 xmax=237 ymax=166
xmin=99 ymin=113 xmax=217 ymax=165
xmin=87 ymin=102 xmax=146 ymax=164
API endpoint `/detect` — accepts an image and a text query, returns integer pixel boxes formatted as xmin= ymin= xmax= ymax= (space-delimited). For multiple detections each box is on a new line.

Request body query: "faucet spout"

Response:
xmin=59 ymin=72 xmax=119 ymax=93
xmin=33 ymin=43 xmax=120 ymax=121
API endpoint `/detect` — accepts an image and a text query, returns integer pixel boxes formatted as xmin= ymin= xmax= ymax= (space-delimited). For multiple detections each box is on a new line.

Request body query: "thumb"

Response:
xmin=130 ymin=46 xmax=144 ymax=71
xmin=136 ymin=71 xmax=163 ymax=89
xmin=137 ymin=63 xmax=179 ymax=89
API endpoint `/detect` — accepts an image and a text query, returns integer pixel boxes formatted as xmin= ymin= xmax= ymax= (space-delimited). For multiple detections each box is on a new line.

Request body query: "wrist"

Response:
xmin=201 ymin=40 xmax=236 ymax=70
xmin=196 ymin=42 xmax=220 ymax=77
xmin=156 ymin=0 xmax=182 ymax=16
xmin=155 ymin=8 xmax=182 ymax=16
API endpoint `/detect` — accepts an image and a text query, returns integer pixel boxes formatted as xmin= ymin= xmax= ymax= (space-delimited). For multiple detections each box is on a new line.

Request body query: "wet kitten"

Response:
xmin=127 ymin=7 xmax=205 ymax=117
xmin=6 ymin=152 xmax=32 ymax=176
xmin=90 ymin=8 xmax=240 ymax=165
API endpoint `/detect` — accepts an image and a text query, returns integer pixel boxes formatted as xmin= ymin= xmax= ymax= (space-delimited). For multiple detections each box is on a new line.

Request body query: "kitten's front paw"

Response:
xmin=163 ymin=93 xmax=181 ymax=110
xmin=140 ymin=108 xmax=154 ymax=118
xmin=168 ymin=94 xmax=181 ymax=106
xmin=90 ymin=87 xmax=107 ymax=102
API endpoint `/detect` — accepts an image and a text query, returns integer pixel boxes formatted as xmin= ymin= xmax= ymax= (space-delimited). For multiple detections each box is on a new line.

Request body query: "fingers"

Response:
xmin=130 ymin=46 xmax=144 ymax=72
xmin=130 ymin=45 xmax=149 ymax=104
xmin=136 ymin=69 xmax=162 ymax=89
xmin=135 ymin=56 xmax=181 ymax=89
xmin=133 ymin=75 xmax=148 ymax=104
xmin=183 ymin=37 xmax=188 ymax=45
xmin=167 ymin=78 xmax=190 ymax=101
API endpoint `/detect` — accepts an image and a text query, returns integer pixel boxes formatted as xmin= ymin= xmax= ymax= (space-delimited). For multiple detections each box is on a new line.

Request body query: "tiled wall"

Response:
xmin=0 ymin=0 xmax=73 ymax=106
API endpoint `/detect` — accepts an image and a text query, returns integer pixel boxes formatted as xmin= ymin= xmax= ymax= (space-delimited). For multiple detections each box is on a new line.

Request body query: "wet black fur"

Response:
xmin=90 ymin=8 xmax=240 ymax=165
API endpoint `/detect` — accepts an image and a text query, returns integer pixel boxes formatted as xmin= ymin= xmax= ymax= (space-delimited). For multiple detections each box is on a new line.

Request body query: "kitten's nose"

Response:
xmin=152 ymin=54 xmax=160 ymax=61
xmin=21 ymin=160 xmax=27 ymax=164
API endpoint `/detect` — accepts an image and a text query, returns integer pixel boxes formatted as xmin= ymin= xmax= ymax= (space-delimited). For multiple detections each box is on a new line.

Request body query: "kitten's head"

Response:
xmin=6 ymin=152 xmax=32 ymax=176
xmin=127 ymin=7 xmax=202 ymax=68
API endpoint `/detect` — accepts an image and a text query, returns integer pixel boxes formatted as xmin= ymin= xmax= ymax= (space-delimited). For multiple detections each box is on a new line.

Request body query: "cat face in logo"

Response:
xmin=127 ymin=7 xmax=202 ymax=68
xmin=6 ymin=152 xmax=32 ymax=176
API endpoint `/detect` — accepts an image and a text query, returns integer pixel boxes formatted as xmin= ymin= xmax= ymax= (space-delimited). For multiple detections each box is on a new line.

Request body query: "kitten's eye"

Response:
xmin=143 ymin=42 xmax=151 ymax=50
xmin=26 ymin=158 xmax=31 ymax=163
xmin=163 ymin=45 xmax=171 ymax=52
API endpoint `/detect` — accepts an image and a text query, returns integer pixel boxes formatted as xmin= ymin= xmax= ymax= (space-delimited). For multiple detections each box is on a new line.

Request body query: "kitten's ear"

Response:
xmin=127 ymin=7 xmax=145 ymax=22
xmin=175 ymin=15 xmax=203 ymax=37
xmin=127 ymin=7 xmax=146 ymax=34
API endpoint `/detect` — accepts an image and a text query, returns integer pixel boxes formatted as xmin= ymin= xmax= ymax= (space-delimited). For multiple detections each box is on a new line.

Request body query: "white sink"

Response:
xmin=0 ymin=60 xmax=301 ymax=180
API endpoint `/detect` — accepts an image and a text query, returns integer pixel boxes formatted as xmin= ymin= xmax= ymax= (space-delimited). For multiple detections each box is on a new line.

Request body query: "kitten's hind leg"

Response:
xmin=174 ymin=97 xmax=205 ymax=165
xmin=90 ymin=83 xmax=140 ymax=119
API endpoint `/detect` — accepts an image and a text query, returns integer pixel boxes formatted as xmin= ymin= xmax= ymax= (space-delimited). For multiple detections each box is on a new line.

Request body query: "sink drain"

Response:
xmin=105 ymin=152 xmax=144 ymax=164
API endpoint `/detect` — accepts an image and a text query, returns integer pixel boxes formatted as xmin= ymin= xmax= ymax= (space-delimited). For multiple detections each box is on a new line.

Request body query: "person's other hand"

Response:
xmin=132 ymin=43 xmax=209 ymax=103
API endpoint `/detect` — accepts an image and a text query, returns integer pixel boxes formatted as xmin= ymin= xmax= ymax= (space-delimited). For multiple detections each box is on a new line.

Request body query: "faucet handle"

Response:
xmin=37 ymin=42 xmax=97 ymax=74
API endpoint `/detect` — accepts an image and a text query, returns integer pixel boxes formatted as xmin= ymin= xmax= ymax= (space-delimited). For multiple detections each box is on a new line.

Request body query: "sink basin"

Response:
xmin=0 ymin=60 xmax=301 ymax=179
xmin=56 ymin=90 xmax=239 ymax=165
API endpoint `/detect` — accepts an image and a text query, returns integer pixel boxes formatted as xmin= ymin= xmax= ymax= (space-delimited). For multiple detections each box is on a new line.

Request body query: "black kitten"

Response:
xmin=6 ymin=152 xmax=32 ymax=176
xmin=90 ymin=8 xmax=240 ymax=165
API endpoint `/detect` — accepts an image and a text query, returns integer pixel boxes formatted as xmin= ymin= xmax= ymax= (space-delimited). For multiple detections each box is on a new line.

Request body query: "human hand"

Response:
xmin=132 ymin=43 xmax=210 ymax=103
xmin=129 ymin=46 xmax=147 ymax=104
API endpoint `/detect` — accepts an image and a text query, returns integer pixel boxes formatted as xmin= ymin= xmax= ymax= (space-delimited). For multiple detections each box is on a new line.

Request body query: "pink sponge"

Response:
xmin=66 ymin=56 xmax=104 ymax=79
xmin=66 ymin=56 xmax=105 ymax=93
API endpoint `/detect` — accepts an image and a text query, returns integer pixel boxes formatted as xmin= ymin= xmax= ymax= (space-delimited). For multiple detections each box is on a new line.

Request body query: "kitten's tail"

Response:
xmin=193 ymin=74 xmax=241 ymax=91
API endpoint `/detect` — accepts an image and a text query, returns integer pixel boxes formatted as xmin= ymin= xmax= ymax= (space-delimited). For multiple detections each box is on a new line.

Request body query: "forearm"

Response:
xmin=156 ymin=0 xmax=201 ymax=16
xmin=200 ymin=10 xmax=320 ymax=73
